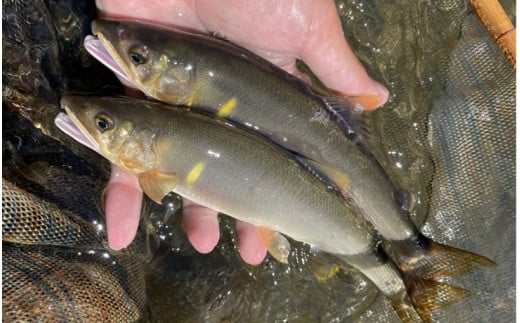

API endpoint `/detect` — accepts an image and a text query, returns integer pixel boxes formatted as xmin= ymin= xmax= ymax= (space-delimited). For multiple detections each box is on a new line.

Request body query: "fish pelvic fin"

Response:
xmin=391 ymin=275 xmax=470 ymax=323
xmin=296 ymin=157 xmax=350 ymax=192
xmin=392 ymin=234 xmax=495 ymax=280
xmin=255 ymin=226 xmax=291 ymax=264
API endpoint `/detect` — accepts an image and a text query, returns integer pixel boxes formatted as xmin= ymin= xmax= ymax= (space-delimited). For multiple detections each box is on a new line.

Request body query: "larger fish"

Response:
xmin=85 ymin=20 xmax=493 ymax=285
xmin=57 ymin=95 xmax=491 ymax=322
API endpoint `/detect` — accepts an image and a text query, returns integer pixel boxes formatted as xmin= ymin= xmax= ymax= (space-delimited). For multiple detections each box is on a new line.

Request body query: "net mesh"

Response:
xmin=2 ymin=179 xmax=147 ymax=322
xmin=2 ymin=0 xmax=515 ymax=322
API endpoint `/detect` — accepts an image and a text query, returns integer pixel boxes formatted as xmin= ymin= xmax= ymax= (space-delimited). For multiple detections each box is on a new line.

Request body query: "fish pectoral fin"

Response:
xmin=297 ymin=157 xmax=350 ymax=194
xmin=255 ymin=226 xmax=291 ymax=264
xmin=139 ymin=171 xmax=180 ymax=204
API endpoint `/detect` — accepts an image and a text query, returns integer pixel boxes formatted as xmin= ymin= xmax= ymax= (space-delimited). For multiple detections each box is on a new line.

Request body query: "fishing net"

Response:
xmin=2 ymin=176 xmax=147 ymax=322
xmin=2 ymin=105 xmax=148 ymax=321
xmin=2 ymin=0 xmax=514 ymax=322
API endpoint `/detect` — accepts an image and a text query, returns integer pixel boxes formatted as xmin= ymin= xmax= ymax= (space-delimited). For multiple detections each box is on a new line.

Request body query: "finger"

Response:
xmin=182 ymin=198 xmax=220 ymax=253
xmin=300 ymin=1 xmax=389 ymax=109
xmin=235 ymin=220 xmax=267 ymax=265
xmin=104 ymin=164 xmax=143 ymax=250
xmin=95 ymin=0 xmax=204 ymax=30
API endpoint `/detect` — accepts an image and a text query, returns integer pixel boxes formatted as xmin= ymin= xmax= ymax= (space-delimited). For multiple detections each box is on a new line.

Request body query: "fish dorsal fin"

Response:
xmin=139 ymin=171 xmax=180 ymax=204
xmin=255 ymin=226 xmax=291 ymax=264
xmin=320 ymin=96 xmax=364 ymax=140
xmin=321 ymin=93 xmax=382 ymax=152
xmin=296 ymin=157 xmax=350 ymax=193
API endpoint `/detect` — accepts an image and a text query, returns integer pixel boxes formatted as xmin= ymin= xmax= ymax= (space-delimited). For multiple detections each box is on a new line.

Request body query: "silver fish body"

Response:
xmin=57 ymin=94 xmax=495 ymax=322
xmin=58 ymin=94 xmax=425 ymax=320
xmin=86 ymin=19 xmax=416 ymax=243
xmin=60 ymin=95 xmax=375 ymax=256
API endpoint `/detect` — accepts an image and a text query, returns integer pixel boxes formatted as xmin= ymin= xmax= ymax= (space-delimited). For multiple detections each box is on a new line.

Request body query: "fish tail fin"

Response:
xmin=391 ymin=275 xmax=470 ymax=323
xmin=388 ymin=233 xmax=494 ymax=321
xmin=392 ymin=233 xmax=495 ymax=280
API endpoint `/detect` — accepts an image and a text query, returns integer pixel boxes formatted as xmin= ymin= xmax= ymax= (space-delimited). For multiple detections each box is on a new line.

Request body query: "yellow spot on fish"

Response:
xmin=217 ymin=97 xmax=237 ymax=117
xmin=186 ymin=162 xmax=205 ymax=185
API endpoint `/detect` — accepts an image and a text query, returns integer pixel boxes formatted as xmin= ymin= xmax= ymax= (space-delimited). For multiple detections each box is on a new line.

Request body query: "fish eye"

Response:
xmin=95 ymin=113 xmax=113 ymax=132
xmin=128 ymin=46 xmax=148 ymax=66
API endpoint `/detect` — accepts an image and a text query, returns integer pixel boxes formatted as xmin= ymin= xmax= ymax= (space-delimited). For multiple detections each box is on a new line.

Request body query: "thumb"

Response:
xmin=299 ymin=5 xmax=388 ymax=110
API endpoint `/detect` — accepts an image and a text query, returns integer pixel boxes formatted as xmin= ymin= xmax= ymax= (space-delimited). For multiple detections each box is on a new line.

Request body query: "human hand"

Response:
xmin=96 ymin=0 xmax=389 ymax=265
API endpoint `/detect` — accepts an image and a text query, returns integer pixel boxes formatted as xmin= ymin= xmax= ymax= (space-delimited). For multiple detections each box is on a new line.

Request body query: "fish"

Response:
xmin=84 ymin=20 xmax=413 ymax=243
xmin=56 ymin=94 xmax=492 ymax=322
xmin=84 ymin=19 xmax=494 ymax=290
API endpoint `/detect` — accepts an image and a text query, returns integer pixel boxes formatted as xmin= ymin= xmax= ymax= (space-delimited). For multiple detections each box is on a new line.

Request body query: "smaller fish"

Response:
xmin=56 ymin=95 xmax=494 ymax=322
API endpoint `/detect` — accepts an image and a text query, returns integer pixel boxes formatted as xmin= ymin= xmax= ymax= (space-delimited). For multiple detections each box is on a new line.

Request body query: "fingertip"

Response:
xmin=182 ymin=200 xmax=220 ymax=253
xmin=236 ymin=221 xmax=267 ymax=265
xmin=104 ymin=165 xmax=143 ymax=250
xmin=299 ymin=7 xmax=389 ymax=110
xmin=371 ymin=80 xmax=390 ymax=109
xmin=347 ymin=80 xmax=389 ymax=111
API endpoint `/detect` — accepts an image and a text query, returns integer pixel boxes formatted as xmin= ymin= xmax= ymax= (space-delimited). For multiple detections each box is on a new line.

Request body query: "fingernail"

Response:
xmin=372 ymin=80 xmax=389 ymax=107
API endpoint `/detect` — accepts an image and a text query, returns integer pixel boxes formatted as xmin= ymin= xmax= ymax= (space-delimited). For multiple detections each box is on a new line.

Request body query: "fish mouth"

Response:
xmin=84 ymin=30 xmax=136 ymax=89
xmin=54 ymin=110 xmax=100 ymax=153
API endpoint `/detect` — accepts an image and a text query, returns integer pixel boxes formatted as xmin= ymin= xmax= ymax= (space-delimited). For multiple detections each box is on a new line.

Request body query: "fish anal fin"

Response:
xmin=139 ymin=171 xmax=179 ymax=204
xmin=255 ymin=226 xmax=291 ymax=264
xmin=297 ymin=157 xmax=350 ymax=193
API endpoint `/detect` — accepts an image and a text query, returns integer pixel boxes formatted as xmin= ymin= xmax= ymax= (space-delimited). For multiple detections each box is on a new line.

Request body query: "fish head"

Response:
xmin=86 ymin=20 xmax=196 ymax=104
xmin=59 ymin=95 xmax=159 ymax=174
